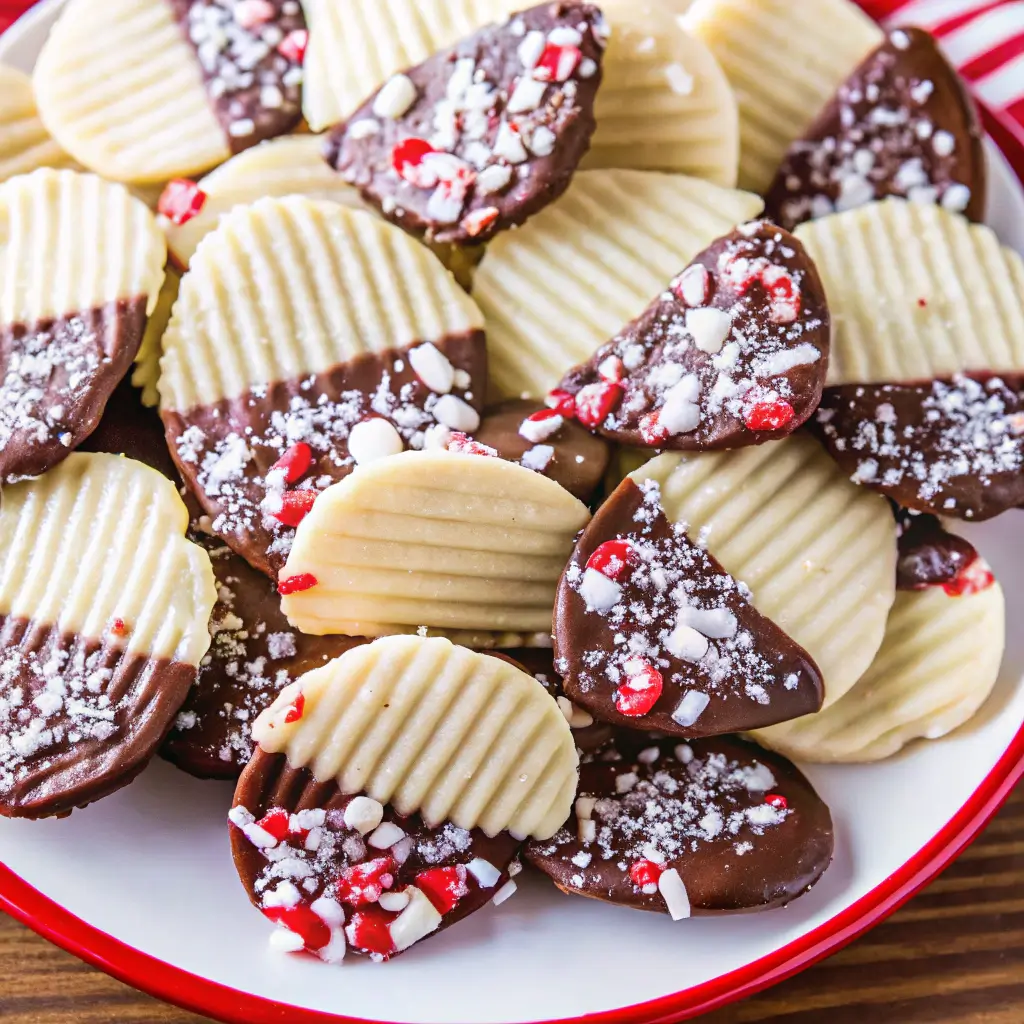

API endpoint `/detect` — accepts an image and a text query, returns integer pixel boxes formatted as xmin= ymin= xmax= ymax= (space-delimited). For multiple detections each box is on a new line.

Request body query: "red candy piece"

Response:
xmin=272 ymin=489 xmax=317 ymax=527
xmin=761 ymin=264 xmax=801 ymax=324
xmin=263 ymin=904 xmax=331 ymax=951
xmin=447 ymin=432 xmax=498 ymax=456
xmin=392 ymin=137 xmax=438 ymax=184
xmin=284 ymin=693 xmax=306 ymax=724
xmin=745 ymin=399 xmax=795 ymax=432
xmin=278 ymin=572 xmax=318 ymax=596
xmin=257 ymin=807 xmax=291 ymax=842
xmin=415 ymin=865 xmax=469 ymax=915
xmin=628 ymin=859 xmax=665 ymax=889
xmin=336 ymin=857 xmax=396 ymax=906
xmin=271 ymin=442 xmax=313 ymax=484
xmin=110 ymin=617 xmax=127 ymax=636
xmin=157 ymin=179 xmax=208 ymax=226
xmin=277 ymin=28 xmax=308 ymax=64
xmin=586 ymin=539 xmax=633 ymax=581
xmin=534 ymin=43 xmax=582 ymax=82
xmin=598 ymin=355 xmax=625 ymax=383
xmin=546 ymin=389 xmax=577 ymax=418
xmin=944 ymin=558 xmax=995 ymax=597
xmin=346 ymin=905 xmax=396 ymax=958
xmin=765 ymin=794 xmax=788 ymax=810
xmin=639 ymin=411 xmax=668 ymax=445
xmin=574 ymin=381 xmax=622 ymax=428
xmin=526 ymin=408 xmax=562 ymax=425
xmin=614 ymin=661 xmax=663 ymax=717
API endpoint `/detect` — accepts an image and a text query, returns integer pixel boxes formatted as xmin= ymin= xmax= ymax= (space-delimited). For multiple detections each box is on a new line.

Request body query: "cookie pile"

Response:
xmin=0 ymin=0 xmax=1014 ymax=966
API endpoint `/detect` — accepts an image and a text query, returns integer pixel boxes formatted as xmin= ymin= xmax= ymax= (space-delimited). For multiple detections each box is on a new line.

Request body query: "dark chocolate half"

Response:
xmin=168 ymin=0 xmax=306 ymax=155
xmin=0 ymin=615 xmax=197 ymax=818
xmin=525 ymin=733 xmax=834 ymax=915
xmin=0 ymin=299 xmax=148 ymax=484
xmin=766 ymin=27 xmax=986 ymax=231
xmin=162 ymin=331 xmax=487 ymax=577
xmin=894 ymin=508 xmax=979 ymax=591
xmin=498 ymin=647 xmax=612 ymax=754
xmin=164 ymin=538 xmax=365 ymax=779
xmin=815 ymin=374 xmax=1024 ymax=521
xmin=324 ymin=2 xmax=606 ymax=245
xmin=555 ymin=222 xmax=830 ymax=451
xmin=231 ymin=750 xmax=521 ymax=960
xmin=472 ymin=398 xmax=610 ymax=501
xmin=554 ymin=477 xmax=823 ymax=737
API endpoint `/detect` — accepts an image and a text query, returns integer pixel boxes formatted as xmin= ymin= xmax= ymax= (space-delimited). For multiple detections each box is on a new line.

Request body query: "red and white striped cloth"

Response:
xmin=1 ymin=0 xmax=1023 ymax=174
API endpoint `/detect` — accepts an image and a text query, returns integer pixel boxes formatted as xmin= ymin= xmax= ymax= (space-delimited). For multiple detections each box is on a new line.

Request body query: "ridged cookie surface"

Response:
xmin=797 ymin=200 xmax=1024 ymax=385
xmin=251 ymin=635 xmax=579 ymax=840
xmin=754 ymin=579 xmax=1005 ymax=762
xmin=472 ymin=169 xmax=763 ymax=399
xmin=629 ymin=434 xmax=896 ymax=707
xmin=280 ymin=449 xmax=592 ymax=637
xmin=684 ymin=0 xmax=882 ymax=192
xmin=0 ymin=65 xmax=75 ymax=182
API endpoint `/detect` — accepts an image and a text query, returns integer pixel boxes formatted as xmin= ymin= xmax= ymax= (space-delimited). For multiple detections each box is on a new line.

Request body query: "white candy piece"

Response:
xmin=578 ymin=818 xmax=597 ymax=843
xmin=492 ymin=879 xmax=518 ymax=905
xmin=388 ymin=887 xmax=443 ymax=952
xmin=658 ymin=867 xmax=692 ymax=921
xmin=373 ymin=73 xmax=418 ymax=119
xmin=677 ymin=605 xmax=738 ymax=639
xmin=519 ymin=413 xmax=564 ymax=443
xmin=672 ymin=690 xmax=710 ymax=727
xmin=575 ymin=796 xmax=597 ymax=820
xmin=342 ymin=795 xmax=385 ymax=835
xmin=310 ymin=895 xmax=346 ymax=927
xmin=378 ymin=890 xmax=412 ymax=912
xmin=687 ymin=307 xmax=732 ymax=354
xmin=367 ymin=821 xmax=406 ymax=849
xmin=579 ymin=568 xmax=622 ymax=613
xmin=348 ymin=418 xmax=405 ymax=466
xmin=432 ymin=394 xmax=481 ymax=432
xmin=409 ymin=342 xmax=456 ymax=394
xmin=521 ymin=444 xmax=555 ymax=472
xmin=268 ymin=928 xmax=306 ymax=953
xmin=666 ymin=623 xmax=710 ymax=662
xmin=467 ymin=857 xmax=502 ymax=888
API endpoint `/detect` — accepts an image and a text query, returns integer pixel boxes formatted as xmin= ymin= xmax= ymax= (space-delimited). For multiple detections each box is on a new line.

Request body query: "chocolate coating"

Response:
xmin=324 ymin=2 xmax=605 ymax=245
xmin=168 ymin=0 xmax=305 ymax=154
xmin=164 ymin=539 xmax=365 ymax=779
xmin=0 ymin=615 xmax=196 ymax=818
xmin=525 ymin=733 xmax=834 ymax=915
xmin=555 ymin=478 xmax=823 ymax=737
xmin=473 ymin=398 xmax=610 ymax=501
xmin=895 ymin=509 xmax=978 ymax=591
xmin=766 ymin=27 xmax=986 ymax=230
xmin=231 ymin=751 xmax=521 ymax=960
xmin=815 ymin=374 xmax=1024 ymax=521
xmin=163 ymin=331 xmax=487 ymax=577
xmin=0 ymin=298 xmax=148 ymax=484
xmin=557 ymin=223 xmax=830 ymax=451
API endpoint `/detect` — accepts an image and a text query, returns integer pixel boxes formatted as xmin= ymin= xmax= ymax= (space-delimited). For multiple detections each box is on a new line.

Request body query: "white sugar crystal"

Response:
xmin=579 ymin=567 xmax=622 ymax=613
xmin=367 ymin=821 xmax=406 ymax=849
xmin=378 ymin=890 xmax=412 ymax=912
xmin=508 ymin=76 xmax=548 ymax=113
xmin=687 ymin=307 xmax=731 ymax=354
xmin=268 ymin=928 xmax=305 ymax=953
xmin=348 ymin=417 xmax=404 ymax=466
xmin=520 ymin=413 xmax=563 ymax=443
xmin=658 ymin=868 xmax=692 ymax=921
xmin=409 ymin=342 xmax=455 ymax=394
xmin=518 ymin=29 xmax=546 ymax=69
xmin=677 ymin=605 xmax=737 ymax=640
xmin=388 ymin=887 xmax=443 ymax=951
xmin=665 ymin=623 xmax=710 ymax=663
xmin=521 ymin=444 xmax=554 ymax=471
xmin=433 ymin=394 xmax=481 ymax=432
xmin=672 ymin=690 xmax=710 ymax=728
xmin=310 ymin=896 xmax=346 ymax=927
xmin=373 ymin=73 xmax=417 ymax=119
xmin=467 ymin=857 xmax=502 ymax=887
xmin=492 ymin=879 xmax=518 ymax=905
xmin=343 ymin=795 xmax=384 ymax=835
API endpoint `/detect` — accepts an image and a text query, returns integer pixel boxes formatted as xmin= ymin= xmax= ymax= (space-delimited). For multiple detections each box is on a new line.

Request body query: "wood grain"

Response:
xmin=0 ymin=786 xmax=1020 ymax=1023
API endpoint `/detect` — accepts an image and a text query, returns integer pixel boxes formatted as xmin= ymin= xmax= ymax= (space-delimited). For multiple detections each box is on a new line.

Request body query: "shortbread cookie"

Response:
xmin=279 ymin=449 xmax=592 ymax=637
xmin=501 ymin=648 xmax=612 ymax=753
xmin=525 ymin=733 xmax=833 ymax=915
xmin=766 ymin=28 xmax=985 ymax=231
xmin=33 ymin=0 xmax=306 ymax=184
xmin=755 ymin=541 xmax=1004 ymax=762
xmin=132 ymin=268 xmax=181 ymax=409
xmin=472 ymin=398 xmax=610 ymax=501
xmin=165 ymin=538 xmax=365 ymax=779
xmin=325 ymin=3 xmax=607 ymax=245
xmin=815 ymin=375 xmax=1024 ymax=521
xmin=556 ymin=475 xmax=823 ymax=736
xmin=627 ymin=435 xmax=896 ymax=707
xmin=0 ymin=453 xmax=216 ymax=817
xmin=0 ymin=66 xmax=75 ymax=182
xmin=301 ymin=0 xmax=520 ymax=132
xmin=683 ymin=0 xmax=883 ymax=193
xmin=158 ymin=137 xmax=365 ymax=269
xmin=246 ymin=636 xmax=578 ymax=839
xmin=584 ymin=0 xmax=739 ymax=186
xmin=796 ymin=200 xmax=1024 ymax=385
xmin=472 ymin=169 xmax=764 ymax=399
xmin=555 ymin=221 xmax=830 ymax=450
xmin=0 ymin=170 xmax=167 ymax=482
xmin=159 ymin=197 xmax=487 ymax=577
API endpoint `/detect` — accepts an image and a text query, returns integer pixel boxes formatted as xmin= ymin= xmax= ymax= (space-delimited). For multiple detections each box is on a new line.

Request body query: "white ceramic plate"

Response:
xmin=2 ymin=4 xmax=1024 ymax=1023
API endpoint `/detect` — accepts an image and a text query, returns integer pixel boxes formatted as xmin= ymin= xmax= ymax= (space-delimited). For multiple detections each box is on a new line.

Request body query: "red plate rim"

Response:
xmin=0 ymin=720 xmax=1021 ymax=1024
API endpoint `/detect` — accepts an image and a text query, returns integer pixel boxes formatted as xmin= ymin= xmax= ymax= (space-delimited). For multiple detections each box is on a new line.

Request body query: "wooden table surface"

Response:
xmin=0 ymin=786 xmax=1020 ymax=1024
